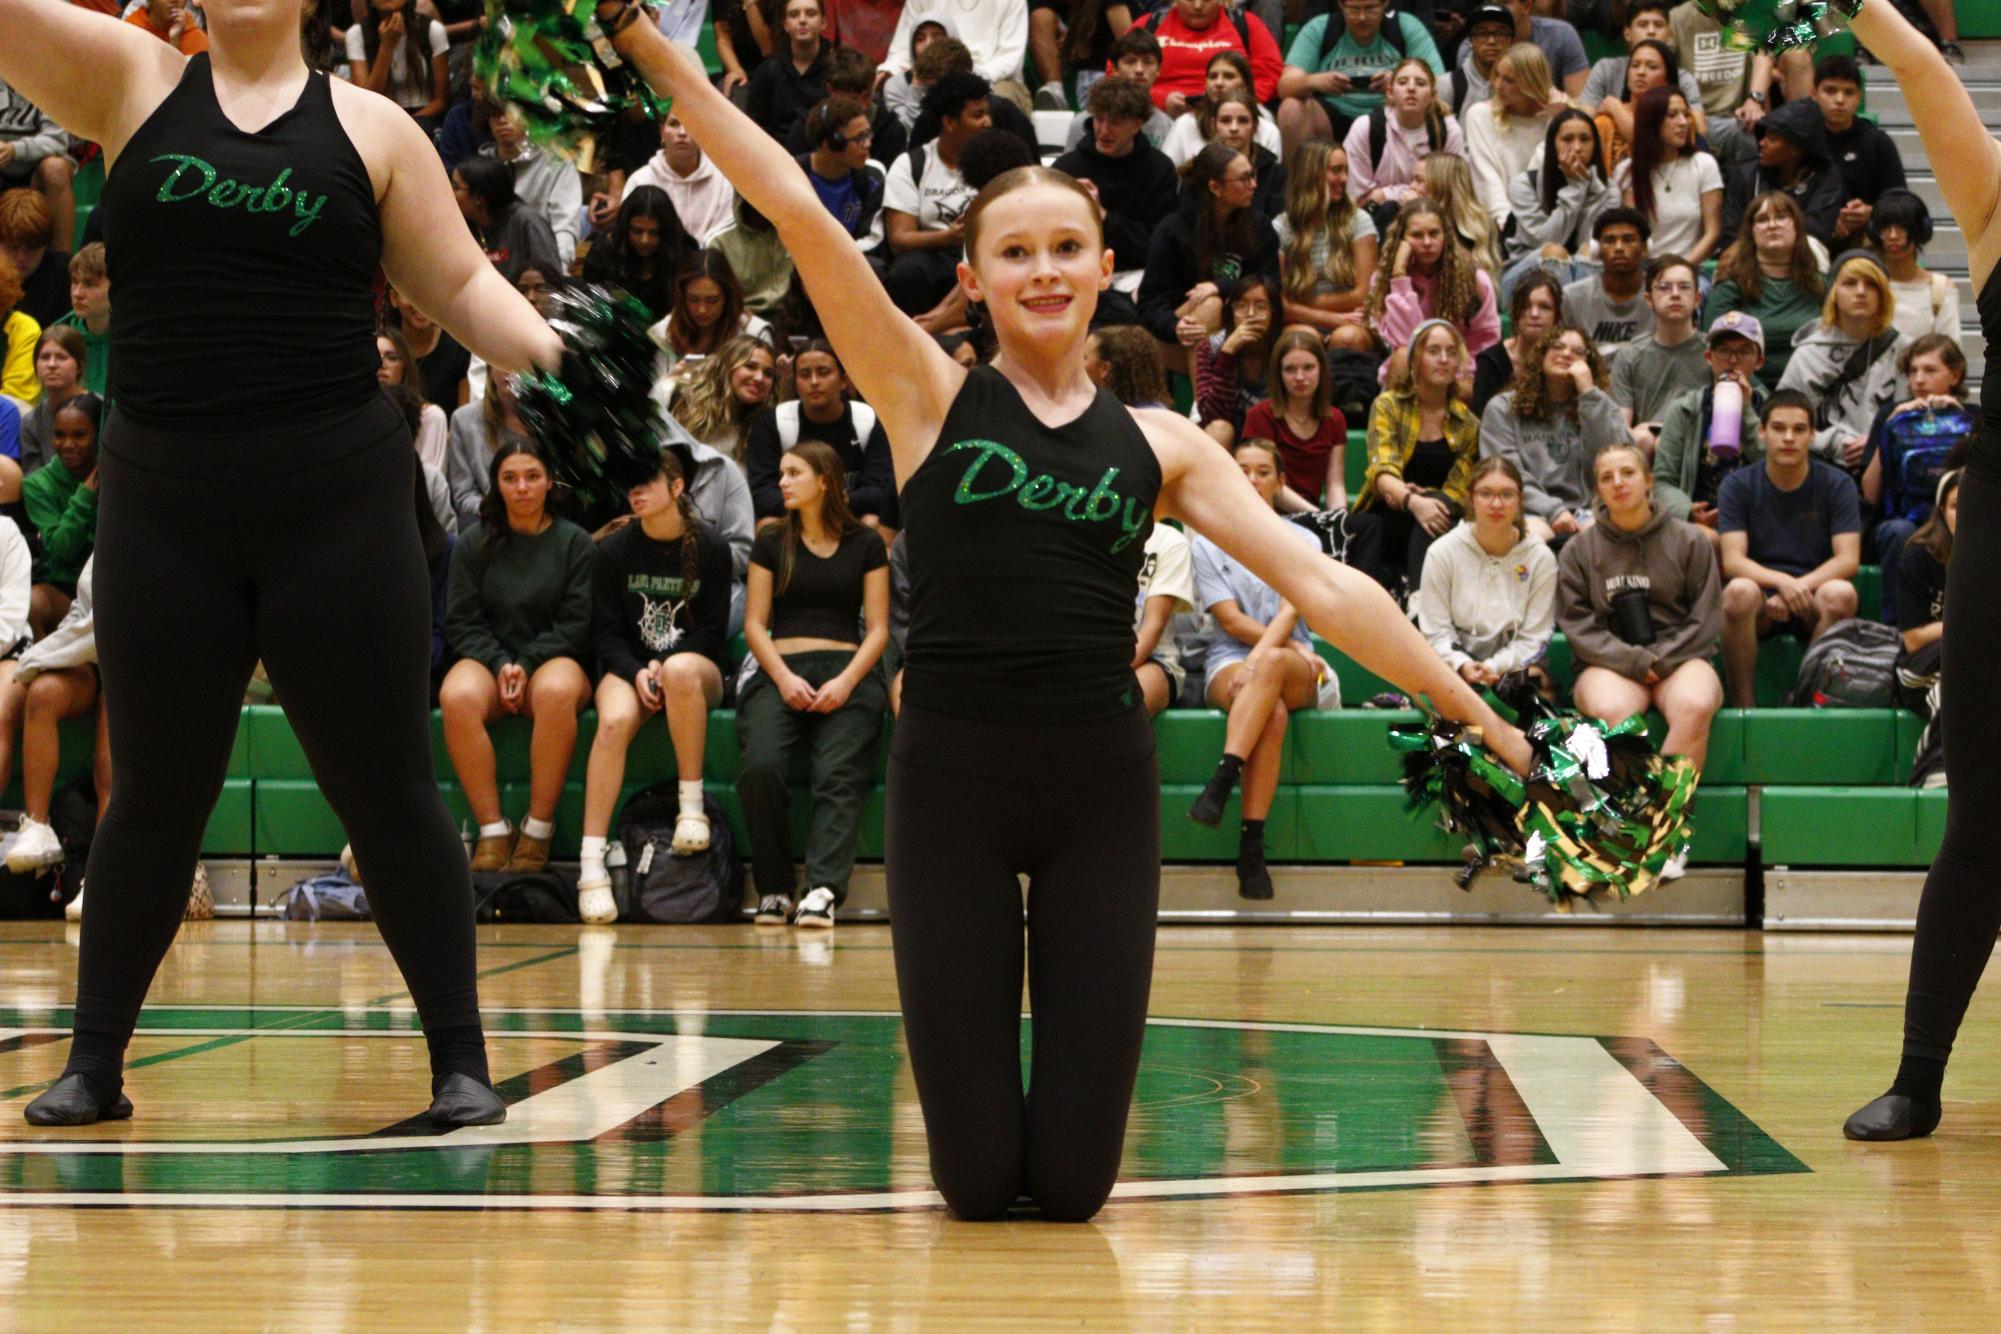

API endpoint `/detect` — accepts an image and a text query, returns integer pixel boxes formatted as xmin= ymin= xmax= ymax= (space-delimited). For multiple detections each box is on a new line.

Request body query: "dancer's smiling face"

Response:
xmin=957 ymin=179 xmax=1111 ymax=350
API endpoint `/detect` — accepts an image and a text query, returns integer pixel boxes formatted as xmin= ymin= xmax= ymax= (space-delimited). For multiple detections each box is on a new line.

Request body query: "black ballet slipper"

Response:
xmin=427 ymin=1073 xmax=507 ymax=1128
xmin=1189 ymin=771 xmax=1237 ymax=828
xmin=1843 ymin=1092 xmax=1942 ymax=1142
xmin=24 ymin=1073 xmax=133 ymax=1127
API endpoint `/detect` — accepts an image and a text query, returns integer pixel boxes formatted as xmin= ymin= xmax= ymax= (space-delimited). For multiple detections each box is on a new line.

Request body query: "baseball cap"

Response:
xmin=1467 ymin=4 xmax=1515 ymax=32
xmin=1705 ymin=311 xmax=1765 ymax=354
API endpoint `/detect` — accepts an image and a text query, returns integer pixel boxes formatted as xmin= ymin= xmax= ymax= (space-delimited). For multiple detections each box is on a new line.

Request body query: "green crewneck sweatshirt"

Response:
xmin=445 ymin=518 xmax=597 ymax=678
xmin=22 ymin=458 xmax=97 ymax=591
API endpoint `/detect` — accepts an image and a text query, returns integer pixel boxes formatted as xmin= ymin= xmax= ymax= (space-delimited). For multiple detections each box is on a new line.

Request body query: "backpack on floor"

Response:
xmin=1784 ymin=619 xmax=1904 ymax=708
xmin=472 ymin=868 xmax=581 ymax=924
xmin=615 ymin=785 xmax=744 ymax=924
xmin=274 ymin=871 xmax=373 ymax=921
xmin=0 ymin=774 xmax=100 ymax=917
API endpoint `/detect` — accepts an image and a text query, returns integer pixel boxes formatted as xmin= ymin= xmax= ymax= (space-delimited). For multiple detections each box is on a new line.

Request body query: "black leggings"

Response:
xmin=884 ymin=701 xmax=1160 ymax=1222
xmin=66 ymin=400 xmax=485 ymax=1089
xmin=1903 ymin=466 xmax=2001 ymax=1065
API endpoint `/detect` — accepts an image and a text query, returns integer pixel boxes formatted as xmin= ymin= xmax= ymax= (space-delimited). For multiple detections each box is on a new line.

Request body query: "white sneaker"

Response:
xmin=753 ymin=894 xmax=793 ymax=926
xmin=1658 ymin=849 xmax=1688 ymax=883
xmin=64 ymin=878 xmax=83 ymax=922
xmin=7 ymin=817 xmax=64 ymax=874
xmin=671 ymin=810 xmax=711 ymax=857
xmin=794 ymin=887 xmax=837 ymax=930
xmin=577 ymin=870 xmax=617 ymax=925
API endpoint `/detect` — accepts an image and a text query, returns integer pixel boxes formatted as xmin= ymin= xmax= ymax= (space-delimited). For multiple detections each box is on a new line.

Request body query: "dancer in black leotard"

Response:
xmin=0 ymin=0 xmax=561 ymax=1127
xmin=1831 ymin=1 xmax=2001 ymax=1141
xmin=602 ymin=9 xmax=1535 ymax=1220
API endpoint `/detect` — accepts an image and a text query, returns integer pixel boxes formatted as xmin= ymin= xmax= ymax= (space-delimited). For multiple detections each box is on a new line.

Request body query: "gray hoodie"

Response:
xmin=1556 ymin=502 xmax=1722 ymax=681
xmin=16 ymin=555 xmax=91 ymax=682
xmin=1415 ymin=524 xmax=1558 ymax=675
xmin=1479 ymin=387 xmax=1631 ymax=524
xmin=1776 ymin=322 xmax=1910 ymax=460
xmin=479 ymin=142 xmax=582 ymax=268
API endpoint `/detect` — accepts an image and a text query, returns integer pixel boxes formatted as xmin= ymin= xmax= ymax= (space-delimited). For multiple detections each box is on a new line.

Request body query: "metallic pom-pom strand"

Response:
xmin=512 ymin=284 xmax=667 ymax=522
xmin=475 ymin=0 xmax=671 ymax=170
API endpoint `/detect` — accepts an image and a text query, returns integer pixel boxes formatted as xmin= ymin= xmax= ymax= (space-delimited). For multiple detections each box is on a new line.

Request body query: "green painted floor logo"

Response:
xmin=0 ymin=1008 xmax=1804 ymax=1211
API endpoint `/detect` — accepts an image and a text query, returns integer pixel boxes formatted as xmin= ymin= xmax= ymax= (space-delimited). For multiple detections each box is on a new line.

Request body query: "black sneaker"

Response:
xmin=1940 ymin=40 xmax=1966 ymax=64
xmin=754 ymin=894 xmax=793 ymax=925
xmin=1189 ymin=767 xmax=1238 ymax=827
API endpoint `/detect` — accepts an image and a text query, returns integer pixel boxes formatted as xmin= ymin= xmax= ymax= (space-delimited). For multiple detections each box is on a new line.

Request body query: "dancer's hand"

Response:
xmin=1489 ymin=720 xmax=1532 ymax=777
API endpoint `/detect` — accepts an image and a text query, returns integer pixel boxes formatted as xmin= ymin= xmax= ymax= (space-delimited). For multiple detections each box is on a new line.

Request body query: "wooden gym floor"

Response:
xmin=0 ymin=917 xmax=1994 ymax=1328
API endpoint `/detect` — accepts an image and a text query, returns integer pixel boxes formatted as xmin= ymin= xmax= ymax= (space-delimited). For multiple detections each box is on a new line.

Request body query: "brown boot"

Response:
xmin=505 ymin=832 xmax=552 ymax=873
xmin=469 ymin=830 xmax=515 ymax=873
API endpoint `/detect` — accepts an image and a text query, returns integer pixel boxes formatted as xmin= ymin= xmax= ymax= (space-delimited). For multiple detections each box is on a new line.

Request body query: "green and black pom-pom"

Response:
xmin=512 ymin=284 xmax=665 ymax=523
xmin=1693 ymin=0 xmax=1862 ymax=54
xmin=1390 ymin=677 xmax=1698 ymax=909
xmin=475 ymin=0 xmax=671 ymax=169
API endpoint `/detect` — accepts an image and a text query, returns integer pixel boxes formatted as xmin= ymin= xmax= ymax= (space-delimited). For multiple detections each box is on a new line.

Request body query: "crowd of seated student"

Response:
xmin=0 ymin=0 xmax=1984 ymax=917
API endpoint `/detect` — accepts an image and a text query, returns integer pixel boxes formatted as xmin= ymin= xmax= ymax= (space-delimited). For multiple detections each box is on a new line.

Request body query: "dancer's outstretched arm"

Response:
xmin=1850 ymin=3 xmax=2001 ymax=285
xmin=0 ymin=0 xmax=188 ymax=157
xmin=607 ymin=11 xmax=965 ymax=469
xmin=1142 ymin=408 xmax=1534 ymax=774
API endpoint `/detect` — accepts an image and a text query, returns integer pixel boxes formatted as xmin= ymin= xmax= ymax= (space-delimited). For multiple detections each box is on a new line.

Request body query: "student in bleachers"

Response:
xmin=441 ymin=440 xmax=597 ymax=875
xmin=708 ymin=196 xmax=798 ymax=317
xmin=1581 ymin=2 xmax=1708 ymax=149
xmin=479 ymin=109 xmax=582 ymax=270
xmin=1192 ymin=89 xmax=1287 ymax=224
xmin=1896 ymin=468 xmax=1955 ymax=661
xmin=745 ymin=0 xmax=835 ymax=145
xmin=1123 ymin=0 xmax=1283 ymax=116
xmin=739 ymin=439 xmax=890 ymax=930
xmin=1139 ymin=141 xmax=1281 ymax=373
xmin=880 ymin=0 xmax=1033 ymax=113
xmin=1499 ymin=108 xmax=1619 ymax=300
xmin=715 ymin=0 xmax=781 ymax=100
xmin=653 ymin=249 xmax=775 ymax=372
xmin=882 ymin=70 xmax=989 ymax=324
xmin=1861 ymin=334 xmax=1972 ymax=626
xmin=1274 ymin=138 xmax=1378 ymax=355
xmin=1778 ymin=248 xmax=1910 ymax=472
xmin=1703 ymin=191 xmax=1824 ymax=389
xmin=1614 ymin=85 xmax=1723 ymax=267
xmin=623 ymin=112 xmax=738 ymax=244
xmin=1666 ymin=0 xmax=1794 ymax=170
xmin=576 ymin=447 xmax=733 ymax=924
xmin=1421 ymin=151 xmax=1504 ymax=277
xmin=445 ymin=373 xmax=528 ymax=532
xmin=1472 ymin=269 xmax=1561 ymax=419
xmin=1464 ymin=43 xmax=1565 ymax=233
xmin=55 ymin=244 xmax=109 ymax=400
xmin=905 ymin=39 xmax=1042 ymax=159
xmin=124 ymin=0 xmax=207 ymax=55
xmin=375 ymin=327 xmax=448 ymax=474
xmin=1480 ymin=324 xmax=1629 ymax=542
xmin=1650 ymin=310 xmax=1767 ymax=538
xmin=1463 ymin=0 xmax=1589 ymax=101
xmin=1869 ymin=190 xmax=1960 ymax=344
xmin=19 ymin=324 xmax=83 ymax=477
xmin=23 ymin=390 xmax=96 ymax=639
xmin=744 ymin=339 xmax=896 ymax=531
xmin=1085 ymin=322 xmax=1174 ymax=410
xmin=1160 ymin=50 xmax=1283 ymax=170
xmin=1187 ymin=438 xmax=1327 ymax=900
xmin=1357 ymin=320 xmax=1481 ymax=592
xmin=1063 ymin=28 xmax=1175 ymax=151
xmin=0 ymin=552 xmax=103 ymax=885
xmin=450 ymin=156 xmax=561 ymax=285
xmin=1588 ymin=38 xmax=1684 ymax=174
xmin=1449 ymin=4 xmax=1518 ymax=113
xmin=1369 ymin=198 xmax=1500 ymax=391
xmin=1417 ymin=455 xmax=1558 ymax=695
xmin=0 ymin=189 xmax=66 ymax=330
xmin=0 ymin=253 xmax=37 ymax=404
xmin=1812 ymin=54 xmax=1905 ymax=254
xmin=1612 ymin=254 xmax=1708 ymax=454
xmin=1558 ymin=439 xmax=1722 ymax=879
xmin=386 ymin=283 xmax=468 ymax=412
xmin=1050 ymin=77 xmax=1179 ymax=323
xmin=1132 ymin=520 xmax=1196 ymax=718
xmin=1273 ymin=0 xmax=1447 ymax=155
xmin=345 ymin=0 xmax=448 ymax=131
xmin=792 ymin=95 xmax=891 ymax=260
xmin=663 ymin=333 xmax=778 ymax=463
xmin=785 ymin=46 xmax=908 ymax=169
xmin=1717 ymin=389 xmax=1861 ymax=708
xmin=1562 ymin=208 xmax=1653 ymax=358
xmin=0 ymin=77 xmax=75 ymax=252
xmin=1345 ymin=58 xmax=1465 ymax=235
xmin=1243 ymin=328 xmax=1352 ymax=512
xmin=823 ymin=0 xmax=904 ymax=67
xmin=1718 ymin=98 xmax=1844 ymax=250
xmin=579 ymin=186 xmax=688 ymax=322
xmin=1194 ymin=273 xmax=1280 ymax=447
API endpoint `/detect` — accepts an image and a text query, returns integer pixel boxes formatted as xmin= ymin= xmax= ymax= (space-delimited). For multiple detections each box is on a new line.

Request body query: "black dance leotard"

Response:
xmin=1971 ymin=269 xmax=2001 ymax=483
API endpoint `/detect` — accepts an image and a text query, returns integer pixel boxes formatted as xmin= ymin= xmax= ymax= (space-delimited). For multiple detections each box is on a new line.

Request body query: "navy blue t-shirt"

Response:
xmin=809 ymin=169 xmax=863 ymax=236
xmin=1717 ymin=459 xmax=1862 ymax=577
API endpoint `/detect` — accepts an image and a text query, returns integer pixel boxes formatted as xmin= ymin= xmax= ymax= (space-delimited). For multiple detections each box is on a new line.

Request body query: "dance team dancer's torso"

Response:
xmin=101 ymin=53 xmax=381 ymax=428
xmin=898 ymin=363 xmax=1161 ymax=722
xmin=1975 ymin=269 xmax=2001 ymax=481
